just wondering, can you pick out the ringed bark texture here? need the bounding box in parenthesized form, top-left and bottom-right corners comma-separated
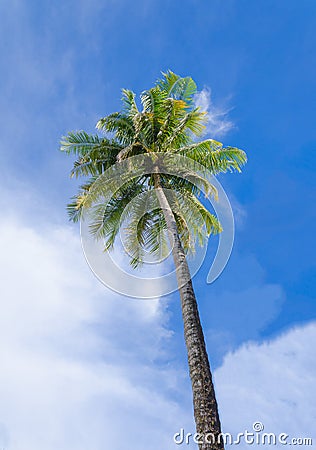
(154, 176, 224, 450)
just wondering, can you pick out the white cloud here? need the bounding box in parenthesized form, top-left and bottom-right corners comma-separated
(194, 87, 235, 138)
(0, 197, 192, 449)
(215, 322, 316, 447)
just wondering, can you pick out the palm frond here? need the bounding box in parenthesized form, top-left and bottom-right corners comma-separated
(163, 109, 206, 149)
(141, 86, 167, 115)
(160, 154, 219, 199)
(87, 181, 146, 248)
(60, 131, 102, 156)
(70, 139, 122, 178)
(164, 189, 221, 251)
(178, 140, 247, 174)
(67, 177, 98, 222)
(157, 98, 192, 147)
(157, 70, 197, 106)
(96, 112, 135, 146)
(121, 192, 168, 267)
(139, 87, 168, 146)
(121, 89, 139, 118)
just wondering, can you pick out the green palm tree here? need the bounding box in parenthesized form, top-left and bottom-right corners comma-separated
(61, 71, 247, 449)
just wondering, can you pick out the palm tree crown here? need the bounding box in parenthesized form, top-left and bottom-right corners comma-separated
(61, 71, 246, 268)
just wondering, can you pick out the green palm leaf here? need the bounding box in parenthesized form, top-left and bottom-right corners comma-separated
(157, 70, 197, 106)
(60, 131, 103, 155)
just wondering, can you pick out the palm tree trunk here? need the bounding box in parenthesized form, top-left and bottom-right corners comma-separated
(154, 177, 224, 450)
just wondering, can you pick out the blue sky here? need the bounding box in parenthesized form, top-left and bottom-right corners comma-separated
(0, 1, 315, 449)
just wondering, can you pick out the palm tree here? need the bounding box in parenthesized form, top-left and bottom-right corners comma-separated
(60, 71, 247, 449)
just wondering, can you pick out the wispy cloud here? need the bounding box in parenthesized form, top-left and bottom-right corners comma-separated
(194, 87, 235, 138)
(216, 322, 316, 446)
